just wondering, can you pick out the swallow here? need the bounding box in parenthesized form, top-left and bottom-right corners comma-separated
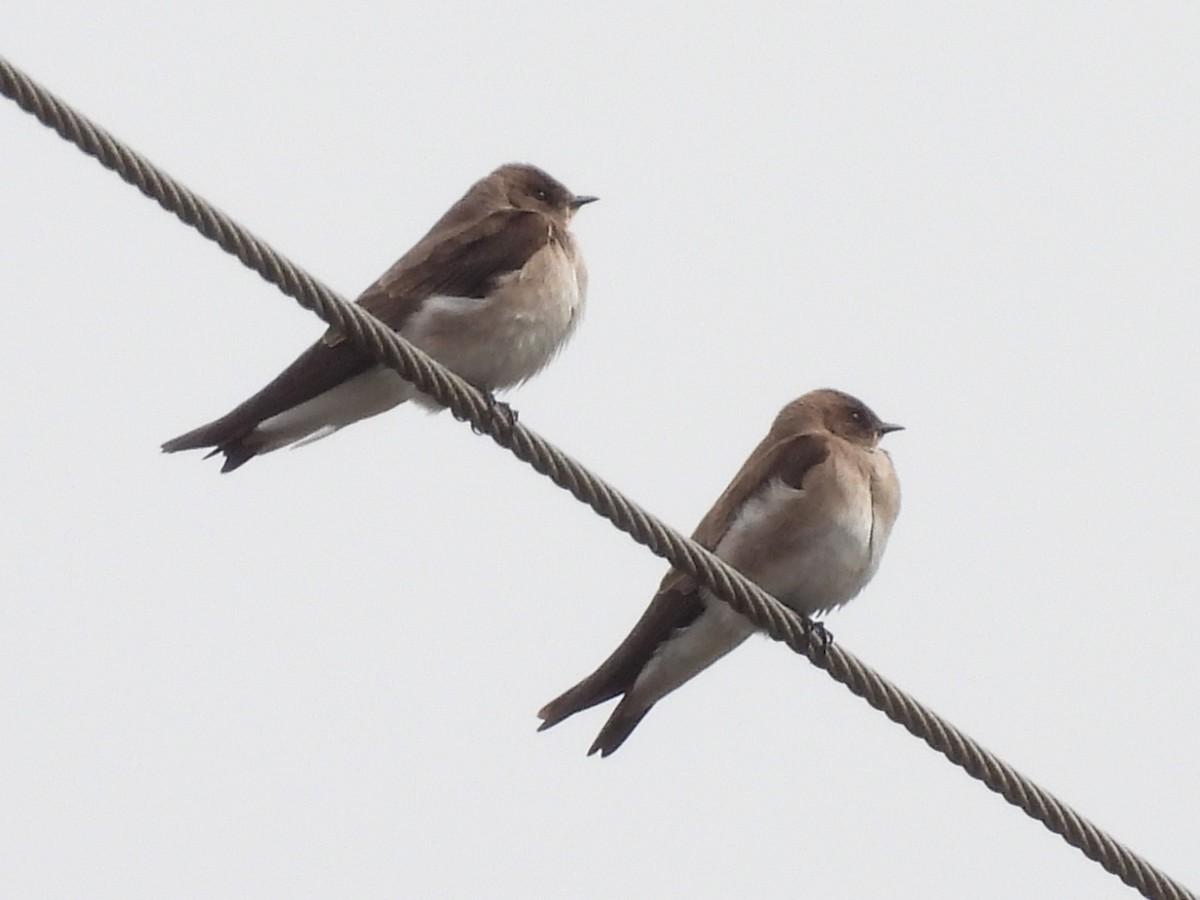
(538, 389, 902, 755)
(163, 163, 595, 471)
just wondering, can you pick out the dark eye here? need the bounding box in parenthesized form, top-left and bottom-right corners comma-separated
(535, 189, 550, 202)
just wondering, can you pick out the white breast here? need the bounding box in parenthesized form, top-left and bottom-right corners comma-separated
(401, 241, 586, 397)
(715, 462, 890, 618)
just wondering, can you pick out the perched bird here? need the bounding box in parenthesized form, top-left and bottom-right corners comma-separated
(162, 163, 596, 472)
(538, 389, 902, 756)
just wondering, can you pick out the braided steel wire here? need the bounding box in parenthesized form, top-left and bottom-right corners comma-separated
(2, 54, 1192, 900)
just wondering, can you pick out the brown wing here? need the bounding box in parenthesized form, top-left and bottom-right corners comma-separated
(537, 586, 704, 730)
(654, 430, 831, 596)
(537, 431, 830, 730)
(159, 338, 374, 456)
(335, 208, 556, 337)
(162, 209, 556, 455)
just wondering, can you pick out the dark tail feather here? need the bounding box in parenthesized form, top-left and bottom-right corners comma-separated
(215, 442, 259, 472)
(538, 589, 703, 754)
(162, 418, 259, 473)
(588, 699, 654, 757)
(161, 333, 377, 473)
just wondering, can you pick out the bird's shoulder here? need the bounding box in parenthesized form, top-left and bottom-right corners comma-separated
(345, 208, 561, 336)
(656, 429, 833, 597)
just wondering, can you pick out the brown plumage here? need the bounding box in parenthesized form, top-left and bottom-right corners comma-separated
(538, 389, 903, 756)
(162, 163, 595, 472)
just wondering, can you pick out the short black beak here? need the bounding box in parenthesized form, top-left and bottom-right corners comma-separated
(570, 195, 599, 209)
(879, 422, 905, 435)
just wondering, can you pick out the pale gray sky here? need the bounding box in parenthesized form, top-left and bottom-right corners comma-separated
(2, 4, 1198, 898)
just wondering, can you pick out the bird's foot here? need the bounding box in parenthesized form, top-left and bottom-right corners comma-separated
(481, 393, 519, 439)
(806, 619, 834, 653)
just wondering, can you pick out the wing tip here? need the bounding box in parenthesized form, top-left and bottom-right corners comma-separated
(536, 674, 625, 736)
(538, 689, 652, 758)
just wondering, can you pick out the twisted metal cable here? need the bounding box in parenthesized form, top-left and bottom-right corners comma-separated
(2, 54, 1192, 900)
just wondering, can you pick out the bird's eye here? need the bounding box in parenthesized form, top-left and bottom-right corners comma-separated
(535, 189, 550, 202)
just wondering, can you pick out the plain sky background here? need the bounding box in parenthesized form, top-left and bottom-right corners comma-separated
(2, 4, 1198, 898)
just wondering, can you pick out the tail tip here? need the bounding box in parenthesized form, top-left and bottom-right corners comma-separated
(160, 432, 257, 473)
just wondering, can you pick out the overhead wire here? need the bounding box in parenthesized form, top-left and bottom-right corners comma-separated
(1, 53, 1192, 900)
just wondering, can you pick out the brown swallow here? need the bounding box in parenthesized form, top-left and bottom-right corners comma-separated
(538, 389, 902, 756)
(162, 163, 596, 471)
